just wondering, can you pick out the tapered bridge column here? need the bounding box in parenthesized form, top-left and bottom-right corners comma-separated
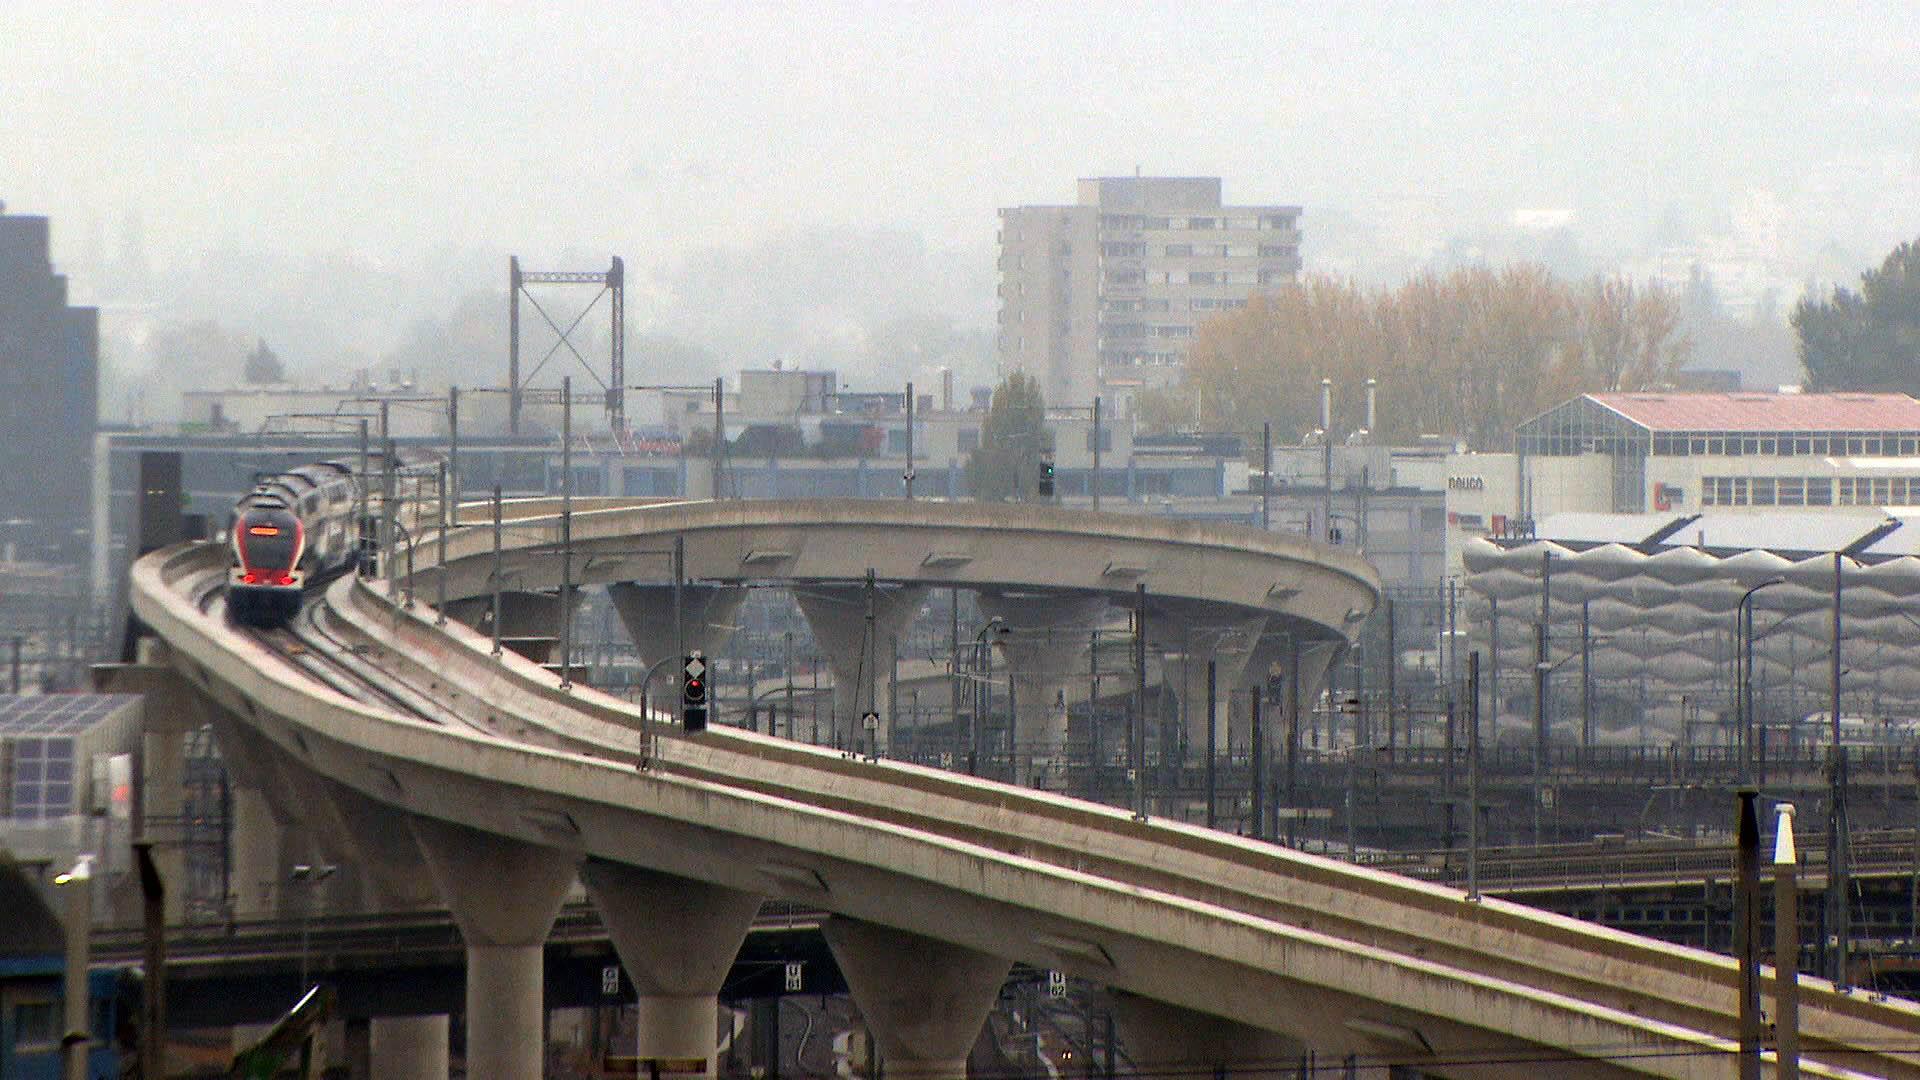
(408, 818, 576, 1080)
(823, 918, 1009, 1079)
(606, 582, 747, 672)
(974, 591, 1108, 785)
(794, 583, 927, 750)
(581, 860, 763, 1076)
(1113, 993, 1303, 1080)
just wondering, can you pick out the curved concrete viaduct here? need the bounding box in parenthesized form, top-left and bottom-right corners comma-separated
(129, 501, 1920, 1078)
(447, 497, 1377, 765)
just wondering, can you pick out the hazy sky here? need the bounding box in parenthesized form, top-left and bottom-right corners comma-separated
(6, 2, 1919, 280)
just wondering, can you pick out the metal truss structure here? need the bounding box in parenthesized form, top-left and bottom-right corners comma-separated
(508, 256, 625, 435)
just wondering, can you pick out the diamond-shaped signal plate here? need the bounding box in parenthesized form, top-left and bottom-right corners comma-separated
(684, 657, 707, 680)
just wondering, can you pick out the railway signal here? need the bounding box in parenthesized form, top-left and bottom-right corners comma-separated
(682, 653, 708, 733)
(1037, 458, 1056, 498)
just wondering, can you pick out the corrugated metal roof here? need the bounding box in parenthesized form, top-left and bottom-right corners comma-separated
(1588, 391, 1920, 433)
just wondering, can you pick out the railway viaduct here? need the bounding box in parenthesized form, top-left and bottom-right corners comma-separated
(128, 498, 1920, 1078)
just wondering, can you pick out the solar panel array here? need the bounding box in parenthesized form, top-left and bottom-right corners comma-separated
(0, 694, 141, 737)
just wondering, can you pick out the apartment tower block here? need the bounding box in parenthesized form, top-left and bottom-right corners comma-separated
(996, 177, 1301, 408)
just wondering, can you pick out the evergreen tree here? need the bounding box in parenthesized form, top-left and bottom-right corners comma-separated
(1794, 238, 1920, 392)
(966, 371, 1048, 501)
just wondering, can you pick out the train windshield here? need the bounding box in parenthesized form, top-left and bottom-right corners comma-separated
(237, 509, 301, 570)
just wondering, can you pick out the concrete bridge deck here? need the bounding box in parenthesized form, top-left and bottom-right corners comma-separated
(129, 500, 1920, 1078)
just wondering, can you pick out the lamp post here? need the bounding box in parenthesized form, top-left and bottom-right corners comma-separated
(288, 863, 337, 996)
(55, 855, 93, 1080)
(1735, 576, 1787, 785)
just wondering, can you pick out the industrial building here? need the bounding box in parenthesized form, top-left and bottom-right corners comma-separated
(1443, 390, 1920, 576)
(0, 204, 98, 563)
(996, 177, 1302, 408)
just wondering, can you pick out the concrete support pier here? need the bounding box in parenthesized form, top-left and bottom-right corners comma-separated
(581, 860, 762, 1074)
(369, 1015, 449, 1080)
(1148, 601, 1267, 751)
(822, 918, 1008, 1079)
(606, 582, 746, 671)
(974, 591, 1108, 785)
(314, 779, 440, 910)
(1113, 993, 1302, 1079)
(794, 583, 927, 749)
(408, 818, 577, 1080)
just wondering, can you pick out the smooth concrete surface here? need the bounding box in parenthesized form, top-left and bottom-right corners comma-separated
(606, 582, 746, 670)
(581, 860, 762, 1069)
(228, 786, 281, 917)
(974, 590, 1109, 783)
(1145, 599, 1268, 747)
(1113, 993, 1305, 1079)
(793, 583, 928, 749)
(126, 529, 1920, 1078)
(823, 918, 1009, 1079)
(467, 944, 545, 1080)
(370, 1015, 449, 1080)
(315, 780, 439, 910)
(408, 817, 577, 1080)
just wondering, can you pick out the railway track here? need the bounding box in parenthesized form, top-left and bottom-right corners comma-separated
(140, 538, 1920, 1077)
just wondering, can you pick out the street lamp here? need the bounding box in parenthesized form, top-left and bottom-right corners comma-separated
(1735, 576, 1788, 785)
(55, 854, 93, 1080)
(289, 863, 337, 995)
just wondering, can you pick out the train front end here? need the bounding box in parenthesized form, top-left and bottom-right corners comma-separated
(228, 504, 306, 627)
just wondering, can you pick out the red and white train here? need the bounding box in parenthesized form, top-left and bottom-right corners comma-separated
(226, 459, 364, 627)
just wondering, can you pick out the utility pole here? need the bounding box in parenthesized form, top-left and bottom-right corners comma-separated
(381, 402, 397, 593)
(1735, 789, 1763, 1080)
(1250, 689, 1264, 841)
(490, 486, 503, 658)
(1092, 395, 1103, 512)
(1260, 421, 1271, 531)
(1385, 596, 1397, 754)
(1286, 640, 1299, 844)
(864, 568, 878, 757)
(1580, 598, 1592, 749)
(436, 462, 448, 625)
(1828, 552, 1851, 987)
(1205, 661, 1217, 830)
(1133, 584, 1148, 821)
(447, 385, 460, 523)
(559, 377, 573, 691)
(1534, 550, 1550, 847)
(673, 535, 686, 732)
(1468, 652, 1482, 901)
(356, 419, 370, 575)
(949, 589, 961, 766)
(712, 377, 726, 499)
(903, 381, 915, 500)
(1320, 379, 1334, 544)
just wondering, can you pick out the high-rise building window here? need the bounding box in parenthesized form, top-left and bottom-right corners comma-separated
(1164, 243, 1192, 256)
(1188, 217, 1218, 229)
